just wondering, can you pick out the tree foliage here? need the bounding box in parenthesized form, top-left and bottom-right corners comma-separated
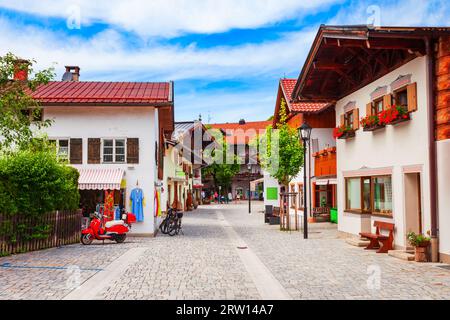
(0, 52, 55, 152)
(202, 130, 240, 193)
(257, 98, 303, 186)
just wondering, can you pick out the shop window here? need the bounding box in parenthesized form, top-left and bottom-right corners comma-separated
(373, 176, 393, 215)
(346, 178, 361, 210)
(103, 139, 126, 163)
(345, 175, 393, 216)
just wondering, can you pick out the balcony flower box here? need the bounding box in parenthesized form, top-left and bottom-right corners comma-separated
(379, 105, 410, 126)
(360, 114, 385, 132)
(326, 146, 336, 153)
(333, 125, 355, 140)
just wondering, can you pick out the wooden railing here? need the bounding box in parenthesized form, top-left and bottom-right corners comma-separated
(0, 210, 82, 256)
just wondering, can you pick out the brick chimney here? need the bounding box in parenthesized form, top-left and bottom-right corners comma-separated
(13, 59, 30, 81)
(63, 66, 80, 81)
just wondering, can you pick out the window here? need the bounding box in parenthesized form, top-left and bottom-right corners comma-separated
(373, 176, 393, 215)
(345, 175, 393, 216)
(102, 139, 126, 163)
(50, 139, 70, 161)
(346, 178, 361, 210)
(298, 184, 304, 209)
(372, 98, 384, 115)
(345, 110, 354, 128)
(394, 87, 408, 108)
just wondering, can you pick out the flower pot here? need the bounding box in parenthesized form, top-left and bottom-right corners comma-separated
(414, 245, 428, 262)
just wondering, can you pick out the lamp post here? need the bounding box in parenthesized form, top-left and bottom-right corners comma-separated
(248, 164, 252, 214)
(299, 122, 312, 239)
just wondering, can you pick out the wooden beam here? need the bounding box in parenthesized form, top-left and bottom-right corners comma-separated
(313, 61, 349, 70)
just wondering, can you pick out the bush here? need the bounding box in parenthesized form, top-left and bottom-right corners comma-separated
(0, 149, 80, 216)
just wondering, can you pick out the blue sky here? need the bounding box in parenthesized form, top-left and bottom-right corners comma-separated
(0, 0, 448, 123)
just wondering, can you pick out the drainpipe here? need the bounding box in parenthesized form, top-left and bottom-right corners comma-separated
(425, 36, 439, 262)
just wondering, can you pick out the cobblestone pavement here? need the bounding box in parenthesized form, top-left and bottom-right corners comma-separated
(1, 203, 450, 300)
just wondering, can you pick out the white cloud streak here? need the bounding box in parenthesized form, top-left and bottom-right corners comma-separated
(0, 0, 341, 37)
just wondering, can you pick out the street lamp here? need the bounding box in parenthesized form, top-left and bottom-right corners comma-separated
(299, 122, 312, 239)
(247, 163, 252, 214)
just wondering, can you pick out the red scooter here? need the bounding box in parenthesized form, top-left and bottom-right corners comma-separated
(81, 209, 136, 245)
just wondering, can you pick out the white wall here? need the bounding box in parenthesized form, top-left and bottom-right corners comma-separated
(437, 139, 450, 257)
(43, 106, 157, 235)
(335, 56, 431, 248)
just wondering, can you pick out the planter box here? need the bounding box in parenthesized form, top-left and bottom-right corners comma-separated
(337, 130, 356, 140)
(388, 113, 411, 126)
(363, 124, 385, 132)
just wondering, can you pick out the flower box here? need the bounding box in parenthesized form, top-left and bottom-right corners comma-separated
(337, 130, 355, 140)
(388, 112, 410, 125)
(363, 123, 386, 132)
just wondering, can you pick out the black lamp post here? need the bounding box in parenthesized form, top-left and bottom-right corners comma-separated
(299, 122, 312, 239)
(248, 164, 252, 214)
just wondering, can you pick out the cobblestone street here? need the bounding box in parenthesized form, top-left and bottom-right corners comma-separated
(1, 203, 450, 300)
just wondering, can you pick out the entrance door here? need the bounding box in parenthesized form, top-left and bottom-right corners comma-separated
(404, 173, 423, 238)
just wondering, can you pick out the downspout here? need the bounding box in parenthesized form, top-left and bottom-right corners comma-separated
(425, 36, 439, 262)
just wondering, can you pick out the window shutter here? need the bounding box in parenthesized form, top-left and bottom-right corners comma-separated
(407, 82, 417, 112)
(340, 114, 345, 126)
(366, 103, 372, 116)
(353, 108, 359, 130)
(127, 138, 139, 164)
(383, 94, 392, 109)
(88, 138, 101, 164)
(70, 138, 83, 164)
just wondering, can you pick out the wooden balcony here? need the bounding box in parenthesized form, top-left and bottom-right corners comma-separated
(313, 147, 337, 177)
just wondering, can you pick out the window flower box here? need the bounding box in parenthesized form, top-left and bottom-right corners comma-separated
(379, 105, 410, 126)
(333, 125, 355, 140)
(360, 114, 385, 132)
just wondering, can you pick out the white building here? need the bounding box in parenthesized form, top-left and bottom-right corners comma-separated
(31, 66, 174, 236)
(292, 26, 450, 262)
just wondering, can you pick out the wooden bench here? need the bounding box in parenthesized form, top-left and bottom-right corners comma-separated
(269, 206, 280, 225)
(359, 221, 394, 253)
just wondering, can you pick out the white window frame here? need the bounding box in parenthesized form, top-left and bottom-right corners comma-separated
(101, 138, 127, 164)
(50, 138, 70, 161)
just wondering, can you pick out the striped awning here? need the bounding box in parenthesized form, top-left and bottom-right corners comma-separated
(77, 168, 125, 190)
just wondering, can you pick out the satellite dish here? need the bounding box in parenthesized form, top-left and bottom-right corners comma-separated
(62, 71, 73, 81)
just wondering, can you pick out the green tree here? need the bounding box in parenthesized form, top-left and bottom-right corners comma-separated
(257, 98, 303, 186)
(0, 52, 55, 152)
(202, 130, 240, 194)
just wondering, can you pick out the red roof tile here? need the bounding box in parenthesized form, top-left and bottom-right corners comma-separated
(31, 81, 172, 105)
(209, 121, 271, 144)
(280, 79, 329, 113)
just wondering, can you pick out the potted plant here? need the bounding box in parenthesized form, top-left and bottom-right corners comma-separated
(379, 105, 410, 125)
(407, 231, 431, 262)
(360, 114, 384, 131)
(333, 125, 355, 139)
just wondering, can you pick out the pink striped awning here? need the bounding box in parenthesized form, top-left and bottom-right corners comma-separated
(77, 168, 125, 190)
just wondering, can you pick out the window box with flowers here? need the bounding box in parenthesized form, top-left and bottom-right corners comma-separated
(379, 105, 410, 126)
(333, 125, 355, 140)
(360, 114, 385, 132)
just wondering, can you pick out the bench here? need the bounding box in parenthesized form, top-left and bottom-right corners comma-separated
(360, 221, 395, 253)
(269, 206, 280, 225)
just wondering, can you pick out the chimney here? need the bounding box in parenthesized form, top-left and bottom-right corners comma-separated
(239, 119, 246, 125)
(13, 59, 30, 81)
(62, 66, 80, 81)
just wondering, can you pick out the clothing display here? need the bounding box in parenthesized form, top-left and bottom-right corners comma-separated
(130, 187, 144, 222)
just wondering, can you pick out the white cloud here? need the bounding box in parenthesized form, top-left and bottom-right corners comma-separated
(328, 0, 450, 26)
(0, 0, 341, 37)
(0, 16, 316, 82)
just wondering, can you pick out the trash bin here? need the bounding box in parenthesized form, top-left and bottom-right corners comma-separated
(330, 208, 338, 224)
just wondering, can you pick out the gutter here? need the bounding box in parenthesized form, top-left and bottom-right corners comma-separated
(425, 36, 439, 262)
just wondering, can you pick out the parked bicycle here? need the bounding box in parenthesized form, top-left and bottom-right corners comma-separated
(159, 208, 183, 236)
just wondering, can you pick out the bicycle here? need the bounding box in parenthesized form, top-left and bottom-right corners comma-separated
(167, 211, 183, 236)
(159, 208, 176, 234)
